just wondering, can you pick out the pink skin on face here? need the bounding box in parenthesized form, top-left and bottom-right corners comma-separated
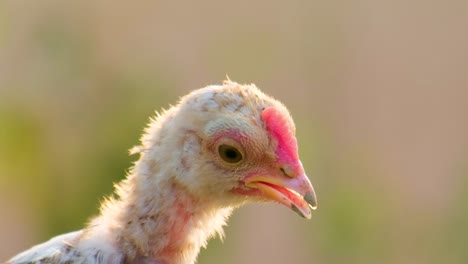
(230, 106, 302, 194)
(261, 106, 303, 175)
(232, 107, 316, 218)
(208, 129, 248, 149)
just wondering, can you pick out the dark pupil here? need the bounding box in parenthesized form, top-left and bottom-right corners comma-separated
(219, 145, 242, 163)
(225, 149, 238, 159)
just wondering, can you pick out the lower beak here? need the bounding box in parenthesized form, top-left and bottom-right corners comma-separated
(244, 170, 317, 219)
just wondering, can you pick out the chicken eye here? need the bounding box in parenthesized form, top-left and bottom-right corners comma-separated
(218, 144, 243, 163)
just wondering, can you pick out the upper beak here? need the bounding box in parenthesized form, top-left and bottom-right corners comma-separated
(244, 164, 317, 219)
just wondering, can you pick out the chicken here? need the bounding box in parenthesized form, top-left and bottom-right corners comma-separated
(6, 80, 317, 264)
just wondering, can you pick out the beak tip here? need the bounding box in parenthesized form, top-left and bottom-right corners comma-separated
(291, 203, 311, 219)
(304, 191, 318, 210)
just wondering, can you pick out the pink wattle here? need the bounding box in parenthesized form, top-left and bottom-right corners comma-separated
(261, 107, 300, 171)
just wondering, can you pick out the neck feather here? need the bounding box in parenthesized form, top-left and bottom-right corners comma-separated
(85, 108, 233, 264)
(88, 158, 232, 264)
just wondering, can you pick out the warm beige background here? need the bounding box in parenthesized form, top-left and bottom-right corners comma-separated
(1, 1, 467, 263)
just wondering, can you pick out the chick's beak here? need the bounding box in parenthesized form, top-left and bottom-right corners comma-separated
(244, 164, 317, 219)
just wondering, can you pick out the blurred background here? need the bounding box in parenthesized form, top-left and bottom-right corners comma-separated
(1, 1, 467, 263)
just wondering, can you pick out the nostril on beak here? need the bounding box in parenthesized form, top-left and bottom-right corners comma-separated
(280, 165, 295, 178)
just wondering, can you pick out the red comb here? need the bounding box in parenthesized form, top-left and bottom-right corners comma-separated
(261, 107, 299, 165)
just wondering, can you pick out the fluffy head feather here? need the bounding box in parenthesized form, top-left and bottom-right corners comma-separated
(131, 81, 296, 202)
